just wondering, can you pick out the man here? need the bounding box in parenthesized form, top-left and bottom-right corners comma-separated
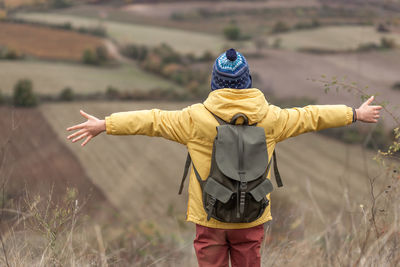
(67, 48, 382, 267)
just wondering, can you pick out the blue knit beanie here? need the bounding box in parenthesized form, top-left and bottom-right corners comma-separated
(211, 48, 252, 91)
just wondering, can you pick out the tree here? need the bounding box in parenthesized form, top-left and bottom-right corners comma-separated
(272, 21, 290, 33)
(82, 49, 98, 65)
(59, 87, 74, 101)
(223, 24, 241, 41)
(51, 0, 71, 9)
(13, 79, 38, 107)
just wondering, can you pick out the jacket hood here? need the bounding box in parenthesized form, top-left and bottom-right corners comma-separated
(203, 88, 269, 124)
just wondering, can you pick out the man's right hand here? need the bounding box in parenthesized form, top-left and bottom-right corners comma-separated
(66, 110, 106, 146)
(355, 96, 382, 123)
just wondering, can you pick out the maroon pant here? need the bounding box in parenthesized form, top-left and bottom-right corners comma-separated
(194, 224, 264, 267)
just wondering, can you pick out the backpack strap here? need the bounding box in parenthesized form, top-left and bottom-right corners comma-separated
(178, 152, 204, 194)
(273, 150, 283, 187)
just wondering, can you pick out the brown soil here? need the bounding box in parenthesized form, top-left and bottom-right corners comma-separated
(0, 22, 104, 61)
(0, 106, 117, 221)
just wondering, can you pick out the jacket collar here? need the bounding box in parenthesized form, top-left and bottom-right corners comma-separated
(203, 88, 269, 125)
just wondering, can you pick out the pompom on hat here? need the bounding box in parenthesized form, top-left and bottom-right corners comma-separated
(211, 48, 252, 91)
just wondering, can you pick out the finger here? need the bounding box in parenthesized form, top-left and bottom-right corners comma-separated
(373, 106, 383, 110)
(72, 132, 88, 143)
(67, 129, 85, 140)
(365, 96, 374, 105)
(80, 110, 92, 119)
(67, 122, 86, 131)
(81, 135, 93, 147)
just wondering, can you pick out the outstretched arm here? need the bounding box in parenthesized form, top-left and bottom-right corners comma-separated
(66, 106, 194, 146)
(273, 96, 382, 143)
(66, 110, 106, 146)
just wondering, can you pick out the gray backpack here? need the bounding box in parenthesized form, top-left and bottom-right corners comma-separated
(178, 112, 282, 223)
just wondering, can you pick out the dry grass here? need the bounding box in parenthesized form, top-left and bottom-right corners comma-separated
(0, 99, 398, 265)
(0, 22, 104, 61)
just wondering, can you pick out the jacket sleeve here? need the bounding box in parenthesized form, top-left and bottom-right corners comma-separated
(104, 106, 193, 145)
(271, 104, 354, 143)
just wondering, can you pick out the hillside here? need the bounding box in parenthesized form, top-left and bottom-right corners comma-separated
(249, 49, 400, 128)
(40, 101, 388, 235)
(0, 106, 117, 222)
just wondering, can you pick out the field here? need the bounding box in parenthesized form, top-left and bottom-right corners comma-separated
(3, 0, 47, 9)
(273, 25, 400, 51)
(40, 101, 192, 234)
(40, 101, 387, 235)
(0, 22, 104, 61)
(0, 106, 116, 221)
(13, 12, 234, 55)
(121, 0, 321, 19)
(248, 49, 400, 128)
(0, 60, 183, 95)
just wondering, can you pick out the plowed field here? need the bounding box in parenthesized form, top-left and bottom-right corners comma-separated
(0, 22, 104, 61)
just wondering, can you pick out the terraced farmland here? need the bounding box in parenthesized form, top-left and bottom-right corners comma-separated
(273, 26, 400, 51)
(0, 22, 104, 61)
(40, 101, 387, 234)
(14, 12, 231, 55)
(0, 60, 183, 95)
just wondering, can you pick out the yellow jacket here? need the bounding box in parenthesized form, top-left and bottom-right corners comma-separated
(105, 88, 353, 229)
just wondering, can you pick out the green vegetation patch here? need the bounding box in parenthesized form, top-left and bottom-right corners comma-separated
(0, 60, 183, 95)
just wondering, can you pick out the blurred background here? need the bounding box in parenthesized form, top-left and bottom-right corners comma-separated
(0, 0, 400, 266)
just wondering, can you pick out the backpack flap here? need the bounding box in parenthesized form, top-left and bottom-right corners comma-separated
(203, 178, 234, 204)
(215, 125, 268, 182)
(249, 179, 274, 202)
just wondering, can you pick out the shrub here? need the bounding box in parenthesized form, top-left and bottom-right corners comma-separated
(294, 19, 321, 30)
(82, 49, 98, 65)
(122, 44, 148, 61)
(77, 26, 107, 37)
(223, 24, 241, 41)
(82, 47, 108, 66)
(0, 47, 23, 60)
(140, 53, 163, 73)
(197, 51, 213, 62)
(59, 87, 74, 101)
(380, 37, 396, 49)
(357, 42, 380, 52)
(272, 21, 290, 33)
(96, 46, 108, 63)
(51, 0, 71, 8)
(13, 79, 38, 107)
(0, 90, 4, 105)
(105, 86, 120, 100)
(392, 82, 400, 90)
(153, 43, 181, 65)
(170, 12, 185, 21)
(376, 23, 390, 33)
